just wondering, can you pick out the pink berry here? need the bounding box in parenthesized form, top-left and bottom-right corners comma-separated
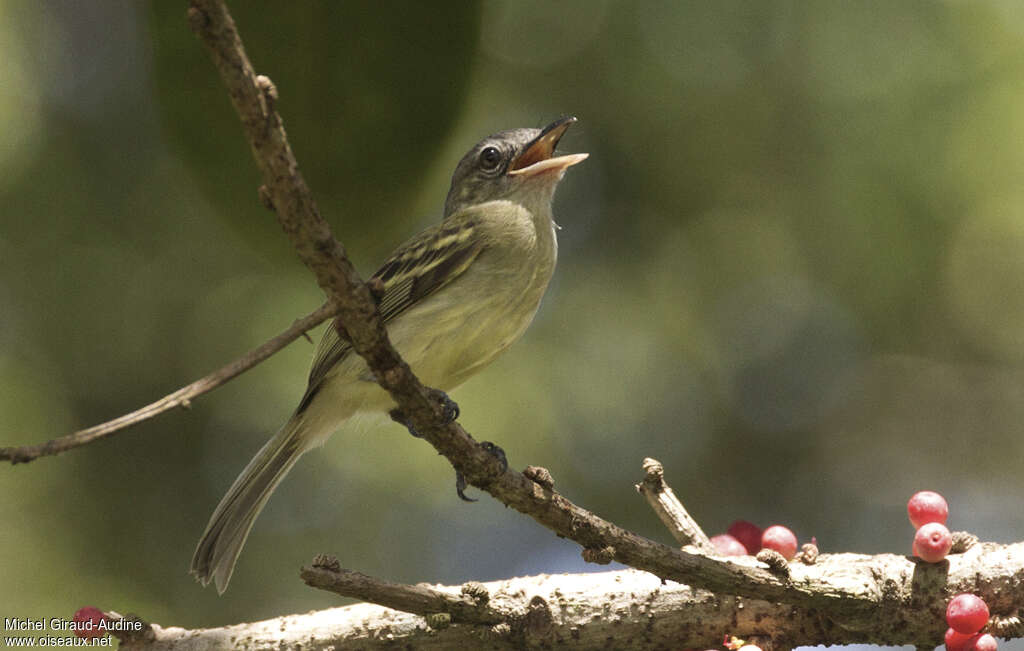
(913, 522, 952, 562)
(72, 606, 107, 639)
(761, 525, 798, 560)
(971, 633, 998, 651)
(946, 628, 975, 651)
(727, 520, 763, 555)
(908, 490, 949, 528)
(711, 534, 747, 556)
(946, 593, 990, 634)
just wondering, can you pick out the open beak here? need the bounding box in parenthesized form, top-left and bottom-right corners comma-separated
(509, 116, 589, 177)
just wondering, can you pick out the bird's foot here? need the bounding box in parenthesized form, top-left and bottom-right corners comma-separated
(432, 389, 460, 424)
(480, 441, 508, 471)
(455, 441, 508, 502)
(389, 389, 460, 438)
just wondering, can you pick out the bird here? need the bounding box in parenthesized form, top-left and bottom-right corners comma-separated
(191, 116, 587, 593)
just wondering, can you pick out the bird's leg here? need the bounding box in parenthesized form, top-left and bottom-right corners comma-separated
(387, 390, 505, 502)
(388, 389, 460, 439)
(455, 441, 508, 502)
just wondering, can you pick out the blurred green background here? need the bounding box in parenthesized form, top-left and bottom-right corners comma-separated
(2, 1, 1023, 648)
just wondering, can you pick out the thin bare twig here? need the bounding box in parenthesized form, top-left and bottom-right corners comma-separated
(0, 302, 337, 464)
(301, 558, 504, 625)
(636, 457, 715, 553)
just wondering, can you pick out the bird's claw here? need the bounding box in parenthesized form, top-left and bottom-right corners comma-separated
(456, 472, 476, 502)
(389, 390, 461, 439)
(480, 441, 508, 472)
(428, 388, 460, 424)
(454, 441, 508, 502)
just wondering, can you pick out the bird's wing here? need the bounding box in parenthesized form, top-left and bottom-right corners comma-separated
(298, 214, 484, 412)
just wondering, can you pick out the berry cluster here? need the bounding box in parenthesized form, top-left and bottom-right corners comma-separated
(908, 490, 952, 562)
(710, 520, 801, 560)
(944, 594, 995, 651)
(906, 492, 996, 650)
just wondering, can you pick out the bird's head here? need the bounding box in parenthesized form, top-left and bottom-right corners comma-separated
(444, 116, 588, 217)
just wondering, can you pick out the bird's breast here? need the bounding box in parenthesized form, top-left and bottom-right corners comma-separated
(387, 214, 557, 391)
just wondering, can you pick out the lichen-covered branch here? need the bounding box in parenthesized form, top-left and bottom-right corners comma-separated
(118, 545, 1024, 651)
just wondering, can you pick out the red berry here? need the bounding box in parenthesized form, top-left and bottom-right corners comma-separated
(971, 633, 998, 651)
(913, 522, 952, 562)
(946, 593, 990, 634)
(727, 520, 763, 555)
(761, 525, 798, 560)
(946, 628, 975, 651)
(711, 534, 747, 556)
(908, 490, 949, 528)
(72, 606, 108, 639)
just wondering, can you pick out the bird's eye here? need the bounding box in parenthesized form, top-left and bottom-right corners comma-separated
(478, 146, 502, 172)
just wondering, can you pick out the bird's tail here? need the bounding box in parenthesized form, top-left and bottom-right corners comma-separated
(190, 414, 314, 593)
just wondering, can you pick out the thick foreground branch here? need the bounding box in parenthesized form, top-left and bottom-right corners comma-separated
(0, 302, 337, 464)
(301, 540, 1024, 646)
(118, 544, 1024, 651)
(121, 570, 777, 650)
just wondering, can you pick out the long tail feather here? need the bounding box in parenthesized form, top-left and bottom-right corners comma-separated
(190, 415, 310, 593)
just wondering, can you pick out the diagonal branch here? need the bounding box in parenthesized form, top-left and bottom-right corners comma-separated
(0, 301, 338, 464)
(186, 0, 459, 463)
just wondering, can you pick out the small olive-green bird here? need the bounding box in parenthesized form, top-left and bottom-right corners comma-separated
(191, 117, 587, 593)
